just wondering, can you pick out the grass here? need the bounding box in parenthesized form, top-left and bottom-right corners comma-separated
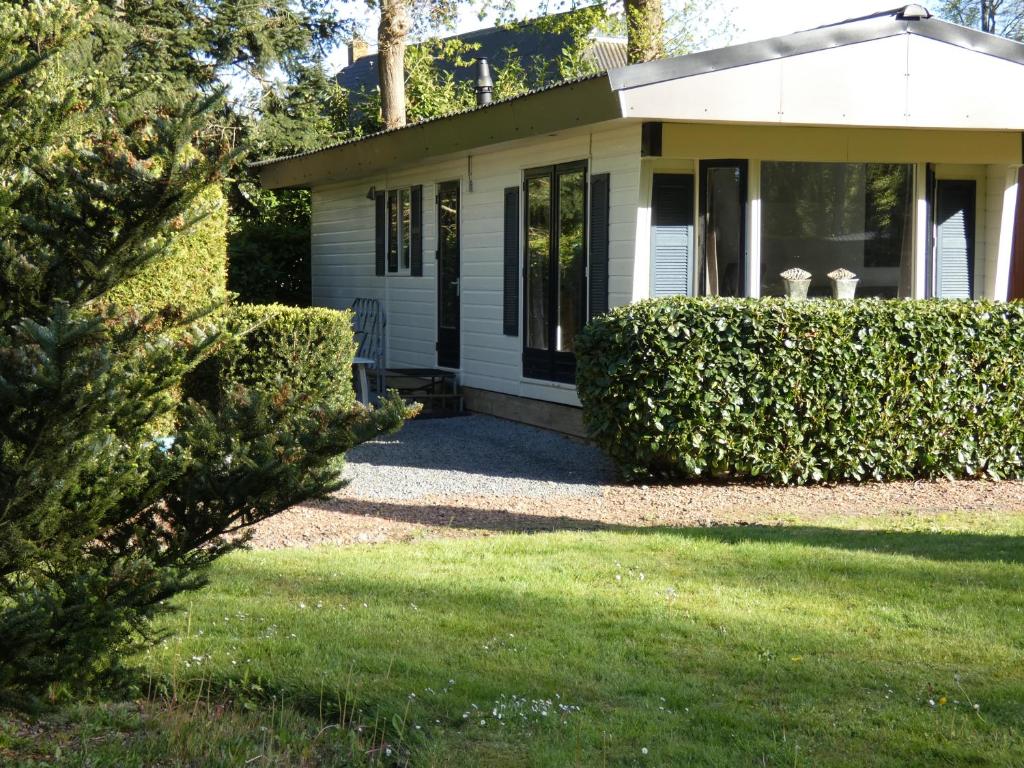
(0, 699, 353, 767)
(6, 510, 1024, 766)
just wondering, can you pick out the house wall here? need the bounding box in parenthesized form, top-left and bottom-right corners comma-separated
(311, 118, 1020, 414)
(988, 165, 1019, 299)
(310, 122, 641, 407)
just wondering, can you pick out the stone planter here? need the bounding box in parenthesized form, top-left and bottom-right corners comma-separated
(827, 268, 859, 300)
(780, 268, 812, 300)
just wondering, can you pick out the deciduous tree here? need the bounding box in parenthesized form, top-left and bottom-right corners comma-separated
(937, 0, 1024, 38)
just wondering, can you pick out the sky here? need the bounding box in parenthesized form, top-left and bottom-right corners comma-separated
(326, 0, 904, 71)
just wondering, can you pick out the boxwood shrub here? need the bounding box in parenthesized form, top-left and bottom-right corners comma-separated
(575, 297, 1024, 484)
(189, 303, 356, 415)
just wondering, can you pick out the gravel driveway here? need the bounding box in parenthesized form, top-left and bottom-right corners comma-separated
(249, 415, 1024, 549)
(340, 415, 617, 500)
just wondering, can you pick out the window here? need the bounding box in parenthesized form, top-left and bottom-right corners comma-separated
(760, 162, 914, 298)
(523, 161, 587, 383)
(382, 187, 416, 274)
(700, 160, 747, 296)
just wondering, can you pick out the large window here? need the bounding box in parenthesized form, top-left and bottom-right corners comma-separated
(524, 161, 587, 383)
(760, 162, 914, 298)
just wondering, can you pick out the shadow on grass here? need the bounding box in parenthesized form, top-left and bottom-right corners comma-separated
(157, 536, 1024, 768)
(660, 524, 1024, 565)
(307, 498, 1024, 565)
(302, 497, 614, 533)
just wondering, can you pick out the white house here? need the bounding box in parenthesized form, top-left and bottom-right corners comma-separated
(254, 6, 1024, 432)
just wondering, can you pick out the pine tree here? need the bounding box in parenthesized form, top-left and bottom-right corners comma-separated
(0, 1, 406, 706)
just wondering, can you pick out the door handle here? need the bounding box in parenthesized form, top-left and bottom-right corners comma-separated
(452, 278, 460, 297)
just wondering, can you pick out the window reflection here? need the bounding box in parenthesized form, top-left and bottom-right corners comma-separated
(526, 174, 551, 351)
(387, 190, 399, 273)
(399, 189, 411, 270)
(557, 169, 585, 352)
(439, 185, 459, 329)
(702, 164, 745, 297)
(761, 162, 914, 298)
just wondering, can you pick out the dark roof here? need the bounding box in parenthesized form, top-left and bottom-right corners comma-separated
(250, 72, 607, 169)
(608, 4, 1024, 90)
(337, 11, 625, 94)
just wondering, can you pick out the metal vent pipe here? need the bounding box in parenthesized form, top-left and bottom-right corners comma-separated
(475, 58, 494, 106)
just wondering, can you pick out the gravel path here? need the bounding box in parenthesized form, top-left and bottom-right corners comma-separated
(248, 415, 1024, 549)
(340, 415, 616, 499)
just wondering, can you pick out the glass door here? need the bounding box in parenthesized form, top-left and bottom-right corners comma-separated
(523, 162, 587, 383)
(436, 180, 460, 368)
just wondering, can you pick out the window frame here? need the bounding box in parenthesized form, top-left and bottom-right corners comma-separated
(521, 160, 589, 384)
(382, 186, 415, 276)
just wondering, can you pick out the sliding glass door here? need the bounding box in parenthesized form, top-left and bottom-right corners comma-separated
(524, 161, 587, 383)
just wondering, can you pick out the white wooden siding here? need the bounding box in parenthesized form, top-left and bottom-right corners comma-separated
(310, 123, 641, 406)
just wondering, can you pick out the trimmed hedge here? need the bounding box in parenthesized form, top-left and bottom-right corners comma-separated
(576, 298, 1024, 484)
(106, 182, 229, 317)
(189, 303, 356, 415)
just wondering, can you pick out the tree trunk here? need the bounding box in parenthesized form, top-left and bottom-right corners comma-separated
(378, 0, 411, 129)
(624, 0, 664, 63)
(982, 0, 998, 33)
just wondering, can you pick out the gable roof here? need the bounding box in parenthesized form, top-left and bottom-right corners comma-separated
(255, 6, 1024, 188)
(611, 5, 1024, 130)
(337, 11, 626, 95)
(609, 4, 1024, 91)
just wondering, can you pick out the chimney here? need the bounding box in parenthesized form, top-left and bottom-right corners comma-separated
(348, 37, 370, 65)
(474, 58, 494, 106)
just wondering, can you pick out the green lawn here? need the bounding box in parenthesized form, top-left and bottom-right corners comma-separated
(8, 512, 1024, 766)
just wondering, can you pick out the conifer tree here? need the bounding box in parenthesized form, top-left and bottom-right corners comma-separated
(0, 1, 406, 706)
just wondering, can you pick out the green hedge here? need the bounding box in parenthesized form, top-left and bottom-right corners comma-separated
(106, 183, 228, 317)
(189, 304, 355, 415)
(576, 298, 1024, 484)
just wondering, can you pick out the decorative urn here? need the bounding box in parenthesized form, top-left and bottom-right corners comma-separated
(827, 268, 859, 299)
(780, 268, 812, 300)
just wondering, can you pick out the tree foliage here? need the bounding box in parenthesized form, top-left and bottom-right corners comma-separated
(937, 0, 1024, 38)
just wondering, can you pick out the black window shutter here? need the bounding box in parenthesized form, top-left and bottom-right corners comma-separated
(374, 191, 386, 276)
(503, 186, 520, 336)
(589, 173, 610, 318)
(410, 185, 423, 276)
